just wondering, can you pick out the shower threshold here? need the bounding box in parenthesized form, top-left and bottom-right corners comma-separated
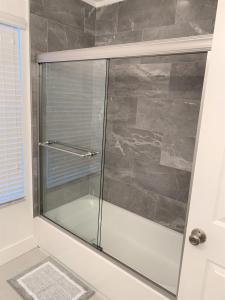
(44, 195, 183, 295)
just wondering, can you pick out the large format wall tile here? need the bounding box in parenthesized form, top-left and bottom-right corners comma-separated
(106, 125, 162, 163)
(175, 0, 218, 25)
(143, 20, 215, 41)
(136, 98, 170, 133)
(43, 0, 85, 30)
(154, 193, 186, 232)
(95, 0, 218, 46)
(160, 135, 195, 172)
(107, 95, 137, 125)
(47, 20, 94, 51)
(137, 96, 202, 140)
(108, 62, 171, 97)
(117, 0, 177, 32)
(132, 159, 191, 203)
(103, 53, 207, 232)
(30, 0, 45, 16)
(143, 0, 217, 42)
(30, 14, 48, 55)
(95, 30, 142, 47)
(47, 20, 68, 51)
(84, 5, 96, 35)
(95, 3, 119, 36)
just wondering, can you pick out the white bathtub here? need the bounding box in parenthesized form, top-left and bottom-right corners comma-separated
(45, 195, 183, 294)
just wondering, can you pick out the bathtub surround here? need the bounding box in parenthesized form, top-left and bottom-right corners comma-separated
(30, 0, 95, 52)
(93, 0, 217, 233)
(103, 53, 207, 233)
(30, 0, 217, 222)
(95, 0, 218, 46)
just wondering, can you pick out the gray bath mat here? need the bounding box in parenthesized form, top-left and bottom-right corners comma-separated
(8, 258, 94, 300)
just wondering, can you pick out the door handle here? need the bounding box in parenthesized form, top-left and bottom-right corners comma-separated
(189, 229, 207, 246)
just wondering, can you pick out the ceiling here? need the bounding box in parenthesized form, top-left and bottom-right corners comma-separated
(82, 0, 124, 8)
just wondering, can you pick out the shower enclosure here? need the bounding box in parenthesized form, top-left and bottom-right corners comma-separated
(37, 36, 211, 295)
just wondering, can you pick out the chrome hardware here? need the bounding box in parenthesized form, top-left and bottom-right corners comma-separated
(39, 140, 99, 159)
(189, 228, 207, 246)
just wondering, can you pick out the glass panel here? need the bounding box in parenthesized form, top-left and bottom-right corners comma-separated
(100, 52, 207, 294)
(39, 60, 107, 245)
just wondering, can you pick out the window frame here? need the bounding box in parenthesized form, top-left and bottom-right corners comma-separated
(0, 13, 32, 207)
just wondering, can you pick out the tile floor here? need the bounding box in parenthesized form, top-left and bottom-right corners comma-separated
(0, 247, 108, 300)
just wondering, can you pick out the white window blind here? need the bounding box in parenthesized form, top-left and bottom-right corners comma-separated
(0, 24, 24, 204)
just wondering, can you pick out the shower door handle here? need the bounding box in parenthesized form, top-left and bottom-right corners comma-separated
(39, 141, 99, 159)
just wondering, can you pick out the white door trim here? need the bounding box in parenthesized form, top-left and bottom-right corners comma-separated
(178, 0, 225, 298)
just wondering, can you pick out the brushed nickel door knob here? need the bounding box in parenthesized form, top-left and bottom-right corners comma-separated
(189, 229, 207, 246)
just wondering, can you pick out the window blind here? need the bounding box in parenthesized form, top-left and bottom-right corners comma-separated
(0, 24, 24, 204)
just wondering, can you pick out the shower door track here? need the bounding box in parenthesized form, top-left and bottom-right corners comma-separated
(37, 34, 212, 63)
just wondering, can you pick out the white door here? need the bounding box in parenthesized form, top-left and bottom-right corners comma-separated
(178, 0, 225, 299)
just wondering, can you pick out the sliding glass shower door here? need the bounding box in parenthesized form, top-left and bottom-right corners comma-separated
(38, 52, 207, 295)
(100, 52, 207, 294)
(39, 60, 108, 245)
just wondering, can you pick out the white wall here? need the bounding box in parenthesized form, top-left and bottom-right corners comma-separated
(0, 0, 35, 265)
(0, 0, 27, 18)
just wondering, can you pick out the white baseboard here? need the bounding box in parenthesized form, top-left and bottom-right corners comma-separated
(0, 235, 36, 266)
(34, 217, 169, 300)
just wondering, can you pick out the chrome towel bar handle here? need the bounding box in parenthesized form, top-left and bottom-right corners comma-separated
(39, 140, 99, 159)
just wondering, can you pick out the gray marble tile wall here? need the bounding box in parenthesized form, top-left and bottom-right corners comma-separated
(30, 0, 217, 221)
(103, 53, 207, 232)
(95, 0, 218, 46)
(30, 0, 95, 52)
(30, 0, 96, 215)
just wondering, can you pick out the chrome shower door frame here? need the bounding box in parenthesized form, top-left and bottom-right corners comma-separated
(37, 59, 109, 248)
